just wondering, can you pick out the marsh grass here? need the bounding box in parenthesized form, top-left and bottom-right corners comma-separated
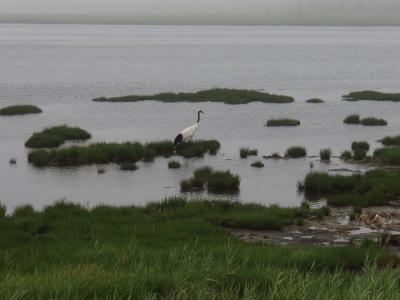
(306, 98, 324, 103)
(353, 149, 367, 161)
(380, 135, 400, 146)
(0, 198, 398, 298)
(93, 88, 295, 104)
(343, 114, 360, 124)
(266, 118, 300, 127)
(28, 140, 219, 167)
(0, 104, 42, 115)
(168, 160, 181, 169)
(303, 169, 400, 206)
(240, 147, 258, 158)
(25, 125, 91, 148)
(181, 166, 240, 193)
(351, 141, 370, 151)
(374, 147, 400, 165)
(319, 148, 331, 162)
(285, 146, 307, 158)
(251, 161, 264, 168)
(343, 90, 400, 102)
(360, 117, 387, 126)
(340, 151, 352, 160)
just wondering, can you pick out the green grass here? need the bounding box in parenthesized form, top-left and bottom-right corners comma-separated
(168, 160, 181, 169)
(374, 147, 400, 165)
(360, 117, 387, 126)
(353, 149, 367, 161)
(0, 104, 42, 115)
(306, 98, 324, 103)
(93, 88, 294, 104)
(340, 150, 352, 160)
(302, 169, 400, 206)
(239, 147, 258, 159)
(0, 198, 398, 298)
(351, 141, 370, 151)
(120, 162, 138, 171)
(25, 125, 91, 148)
(28, 140, 219, 167)
(285, 146, 307, 158)
(251, 160, 264, 168)
(181, 166, 240, 193)
(343, 90, 400, 102)
(266, 118, 300, 127)
(343, 114, 360, 124)
(319, 148, 331, 161)
(380, 135, 400, 146)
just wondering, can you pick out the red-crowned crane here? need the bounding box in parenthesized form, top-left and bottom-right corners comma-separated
(174, 110, 204, 147)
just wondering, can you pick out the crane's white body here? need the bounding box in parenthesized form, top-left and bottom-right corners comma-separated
(179, 122, 199, 141)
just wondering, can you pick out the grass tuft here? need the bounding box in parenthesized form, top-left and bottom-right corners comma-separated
(343, 90, 400, 102)
(380, 135, 400, 146)
(319, 148, 331, 162)
(351, 141, 370, 151)
(0, 104, 42, 115)
(285, 146, 307, 158)
(120, 162, 138, 171)
(340, 150, 352, 160)
(360, 117, 387, 126)
(306, 98, 324, 103)
(266, 118, 300, 127)
(343, 114, 360, 124)
(240, 147, 258, 159)
(251, 161, 264, 168)
(168, 160, 181, 169)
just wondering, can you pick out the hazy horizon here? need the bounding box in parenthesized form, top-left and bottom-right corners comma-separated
(1, 0, 400, 26)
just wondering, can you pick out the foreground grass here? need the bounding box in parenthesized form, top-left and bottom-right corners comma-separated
(0, 104, 42, 116)
(93, 88, 294, 104)
(25, 125, 92, 148)
(28, 140, 220, 167)
(302, 169, 400, 206)
(265, 118, 300, 127)
(0, 198, 397, 299)
(343, 90, 400, 102)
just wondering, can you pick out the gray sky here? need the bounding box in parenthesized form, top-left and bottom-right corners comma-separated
(1, 0, 400, 25)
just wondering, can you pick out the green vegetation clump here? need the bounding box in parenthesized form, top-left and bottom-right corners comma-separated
(240, 147, 258, 159)
(0, 104, 42, 116)
(120, 162, 138, 171)
(25, 125, 91, 148)
(0, 197, 397, 298)
(353, 149, 367, 161)
(266, 118, 300, 127)
(28, 139, 219, 167)
(374, 147, 400, 165)
(306, 98, 324, 103)
(302, 169, 400, 207)
(285, 146, 307, 158)
(0, 203, 5, 217)
(180, 166, 240, 193)
(343, 114, 360, 124)
(93, 88, 295, 104)
(360, 117, 387, 126)
(340, 150, 352, 160)
(343, 90, 400, 102)
(351, 141, 370, 151)
(168, 160, 181, 169)
(251, 160, 264, 168)
(380, 135, 400, 146)
(319, 148, 331, 162)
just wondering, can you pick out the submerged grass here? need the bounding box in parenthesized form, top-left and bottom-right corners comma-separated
(25, 125, 91, 148)
(93, 88, 295, 104)
(285, 146, 307, 158)
(343, 90, 400, 102)
(239, 147, 258, 158)
(266, 118, 300, 127)
(302, 169, 400, 206)
(28, 139, 219, 167)
(0, 104, 42, 115)
(0, 197, 398, 298)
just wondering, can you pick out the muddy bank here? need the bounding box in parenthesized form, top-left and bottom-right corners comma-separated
(228, 204, 400, 255)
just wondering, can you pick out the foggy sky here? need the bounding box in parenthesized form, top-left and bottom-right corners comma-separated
(1, 0, 400, 26)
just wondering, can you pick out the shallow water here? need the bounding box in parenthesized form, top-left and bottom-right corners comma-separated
(0, 24, 400, 211)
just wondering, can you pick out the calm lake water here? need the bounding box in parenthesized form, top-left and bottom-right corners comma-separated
(0, 24, 399, 211)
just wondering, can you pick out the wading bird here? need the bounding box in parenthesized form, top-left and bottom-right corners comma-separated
(174, 110, 204, 147)
(356, 211, 394, 246)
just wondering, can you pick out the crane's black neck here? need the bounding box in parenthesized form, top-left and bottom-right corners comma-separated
(197, 111, 201, 123)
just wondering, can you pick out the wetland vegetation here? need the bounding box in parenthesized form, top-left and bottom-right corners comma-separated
(265, 118, 300, 127)
(380, 135, 400, 146)
(343, 114, 360, 124)
(250, 160, 264, 168)
(93, 88, 294, 104)
(0, 104, 42, 115)
(239, 147, 258, 159)
(25, 125, 92, 148)
(0, 198, 398, 298)
(343, 90, 400, 102)
(285, 146, 307, 158)
(319, 148, 331, 162)
(373, 147, 400, 165)
(360, 117, 388, 126)
(305, 98, 324, 103)
(168, 160, 181, 169)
